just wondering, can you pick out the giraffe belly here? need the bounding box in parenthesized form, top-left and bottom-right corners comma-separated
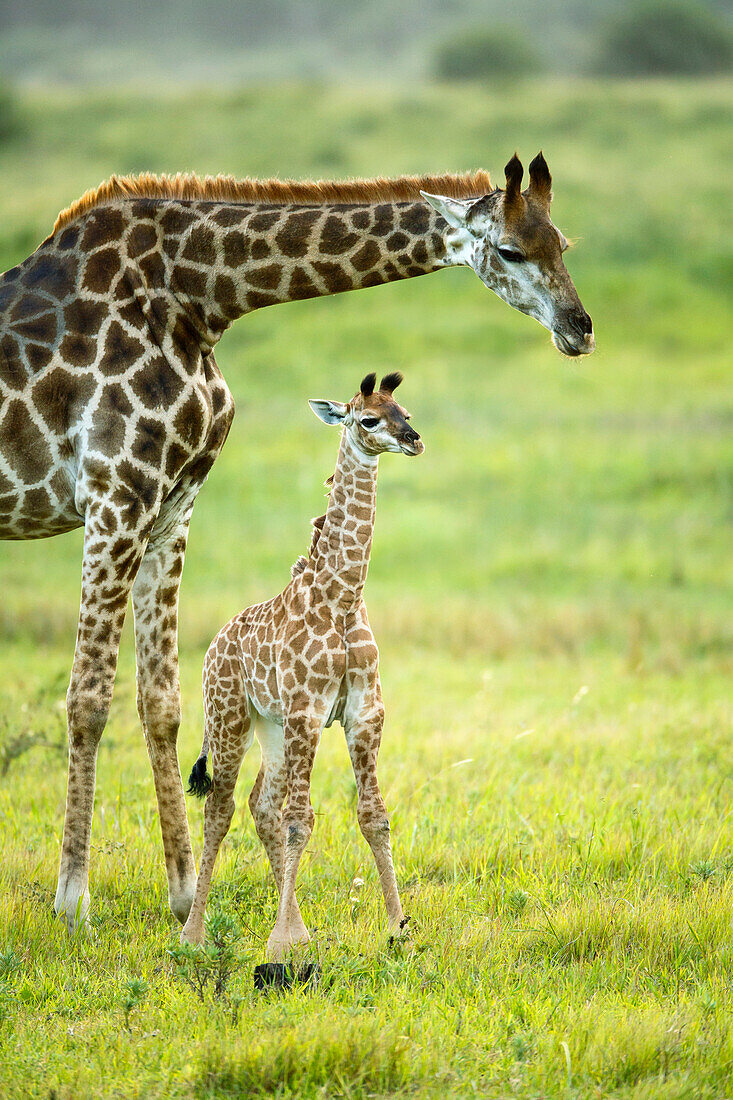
(244, 668, 284, 725)
(0, 490, 82, 540)
(325, 679, 347, 728)
(244, 668, 347, 729)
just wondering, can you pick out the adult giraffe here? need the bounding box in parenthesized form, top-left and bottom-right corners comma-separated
(0, 152, 594, 933)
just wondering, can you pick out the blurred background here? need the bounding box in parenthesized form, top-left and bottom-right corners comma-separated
(0, 0, 731, 84)
(0, 0, 730, 750)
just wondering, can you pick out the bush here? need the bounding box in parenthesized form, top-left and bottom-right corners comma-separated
(597, 1, 733, 75)
(433, 25, 543, 81)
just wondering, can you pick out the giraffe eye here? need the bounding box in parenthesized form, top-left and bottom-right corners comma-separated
(498, 247, 524, 263)
(361, 417, 380, 430)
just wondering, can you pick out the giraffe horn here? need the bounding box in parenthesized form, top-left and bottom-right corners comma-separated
(528, 151, 552, 206)
(360, 373, 376, 397)
(504, 154, 524, 208)
(379, 371, 403, 394)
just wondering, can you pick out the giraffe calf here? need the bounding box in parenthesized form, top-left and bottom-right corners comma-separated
(182, 371, 423, 959)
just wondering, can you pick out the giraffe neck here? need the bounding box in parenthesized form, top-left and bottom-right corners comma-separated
(311, 430, 379, 611)
(126, 197, 456, 347)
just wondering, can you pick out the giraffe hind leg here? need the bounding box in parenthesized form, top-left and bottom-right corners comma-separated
(181, 691, 254, 945)
(249, 716, 309, 947)
(133, 525, 197, 926)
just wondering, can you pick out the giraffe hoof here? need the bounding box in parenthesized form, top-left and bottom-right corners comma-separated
(54, 886, 92, 936)
(179, 922, 205, 946)
(266, 928, 310, 961)
(169, 881, 196, 925)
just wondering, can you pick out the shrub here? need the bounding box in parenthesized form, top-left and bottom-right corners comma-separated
(597, 1, 733, 76)
(433, 26, 543, 81)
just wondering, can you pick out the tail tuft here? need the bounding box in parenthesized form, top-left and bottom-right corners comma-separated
(187, 755, 212, 799)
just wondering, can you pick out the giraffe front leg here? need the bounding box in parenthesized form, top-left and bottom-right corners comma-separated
(345, 697, 405, 935)
(55, 514, 147, 933)
(266, 713, 321, 961)
(132, 523, 197, 925)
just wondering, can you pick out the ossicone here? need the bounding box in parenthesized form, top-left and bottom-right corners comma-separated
(360, 373, 377, 397)
(504, 153, 524, 206)
(379, 371, 403, 394)
(528, 151, 552, 205)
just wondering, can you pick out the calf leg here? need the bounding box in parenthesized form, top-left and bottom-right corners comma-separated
(345, 701, 404, 932)
(266, 713, 321, 961)
(181, 706, 253, 944)
(249, 718, 308, 944)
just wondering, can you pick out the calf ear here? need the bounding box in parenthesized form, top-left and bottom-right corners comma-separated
(309, 399, 348, 425)
(420, 191, 482, 231)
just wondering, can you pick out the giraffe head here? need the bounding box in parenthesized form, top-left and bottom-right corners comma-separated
(421, 153, 594, 357)
(309, 372, 424, 457)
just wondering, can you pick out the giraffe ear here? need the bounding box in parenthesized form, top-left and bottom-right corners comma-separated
(420, 191, 482, 231)
(309, 399, 348, 425)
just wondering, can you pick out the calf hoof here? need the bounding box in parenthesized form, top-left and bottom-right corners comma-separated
(179, 921, 205, 946)
(266, 927, 310, 962)
(254, 962, 319, 992)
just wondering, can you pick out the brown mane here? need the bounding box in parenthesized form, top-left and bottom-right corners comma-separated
(290, 513, 327, 579)
(52, 169, 493, 235)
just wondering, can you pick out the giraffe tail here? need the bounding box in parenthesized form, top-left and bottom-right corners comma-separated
(187, 736, 212, 799)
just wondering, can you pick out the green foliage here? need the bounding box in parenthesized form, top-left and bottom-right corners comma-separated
(433, 25, 542, 80)
(169, 909, 242, 1006)
(597, 1, 733, 75)
(120, 977, 148, 1032)
(0, 79, 731, 1097)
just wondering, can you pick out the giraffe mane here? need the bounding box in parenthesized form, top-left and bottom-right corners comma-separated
(52, 169, 494, 235)
(290, 513, 327, 579)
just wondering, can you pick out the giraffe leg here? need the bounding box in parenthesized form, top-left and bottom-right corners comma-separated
(132, 524, 197, 924)
(248, 718, 308, 944)
(55, 515, 147, 933)
(345, 700, 405, 933)
(266, 713, 321, 961)
(181, 707, 253, 944)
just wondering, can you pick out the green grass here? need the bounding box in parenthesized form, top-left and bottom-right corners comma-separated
(0, 78, 732, 1097)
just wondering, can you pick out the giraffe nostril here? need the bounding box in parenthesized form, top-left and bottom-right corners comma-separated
(567, 311, 593, 338)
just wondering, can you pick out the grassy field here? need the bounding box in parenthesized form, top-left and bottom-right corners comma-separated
(0, 79, 732, 1098)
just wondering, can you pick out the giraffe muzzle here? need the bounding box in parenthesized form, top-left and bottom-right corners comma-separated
(552, 311, 595, 357)
(400, 432, 424, 456)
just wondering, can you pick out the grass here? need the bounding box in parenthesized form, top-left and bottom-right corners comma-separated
(0, 78, 731, 1097)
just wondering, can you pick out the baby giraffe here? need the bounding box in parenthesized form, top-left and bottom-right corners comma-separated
(182, 371, 423, 958)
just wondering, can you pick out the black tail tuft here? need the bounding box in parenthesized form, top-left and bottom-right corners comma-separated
(187, 755, 212, 799)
